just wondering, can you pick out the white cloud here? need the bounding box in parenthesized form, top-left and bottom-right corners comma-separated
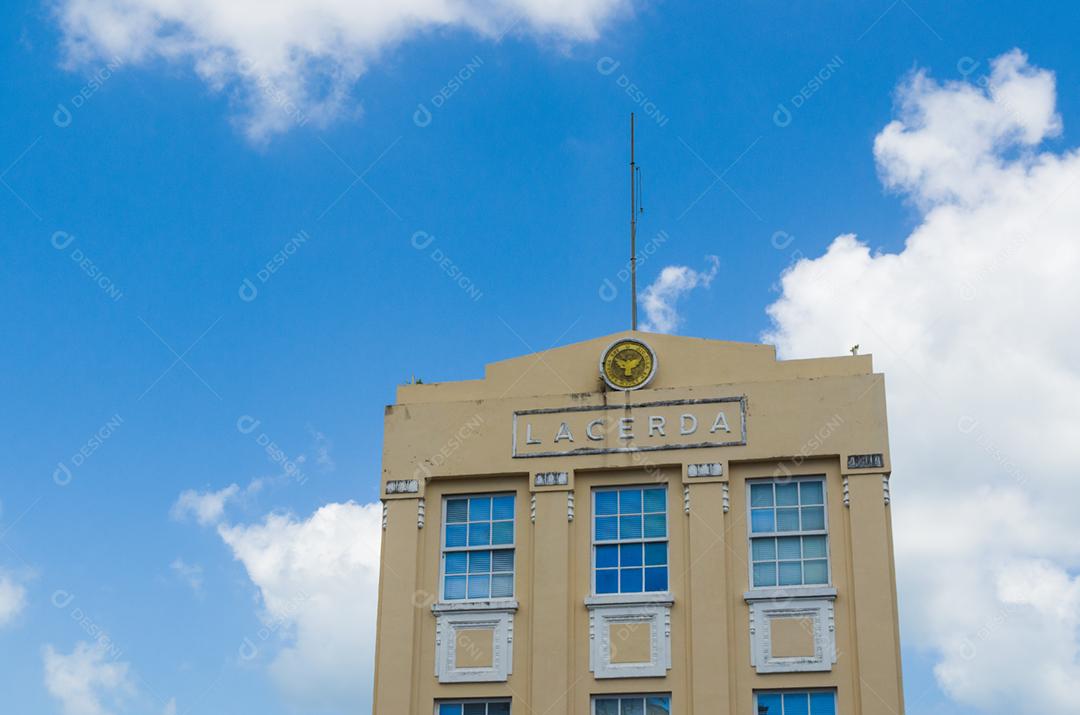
(764, 49, 1080, 714)
(43, 641, 134, 715)
(170, 480, 266, 525)
(217, 501, 382, 711)
(170, 484, 240, 526)
(54, 0, 628, 141)
(639, 256, 719, 333)
(0, 571, 27, 627)
(308, 427, 335, 472)
(874, 50, 1061, 210)
(169, 558, 204, 596)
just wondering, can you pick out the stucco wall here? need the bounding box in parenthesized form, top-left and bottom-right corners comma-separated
(373, 332, 903, 715)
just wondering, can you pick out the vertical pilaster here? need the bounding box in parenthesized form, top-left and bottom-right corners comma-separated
(530, 489, 572, 714)
(686, 482, 730, 715)
(847, 474, 904, 715)
(372, 497, 422, 715)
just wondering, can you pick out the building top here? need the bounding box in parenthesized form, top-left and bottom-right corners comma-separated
(395, 331, 874, 404)
(382, 331, 889, 495)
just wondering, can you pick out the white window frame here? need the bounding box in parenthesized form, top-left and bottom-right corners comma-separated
(434, 698, 512, 715)
(745, 475, 830, 592)
(753, 688, 837, 714)
(439, 492, 517, 603)
(591, 485, 669, 596)
(590, 693, 672, 714)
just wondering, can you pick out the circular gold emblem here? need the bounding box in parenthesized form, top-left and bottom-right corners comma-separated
(601, 339, 657, 390)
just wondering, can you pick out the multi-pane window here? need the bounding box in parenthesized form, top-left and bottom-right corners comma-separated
(755, 690, 836, 715)
(749, 478, 829, 588)
(593, 695, 671, 714)
(594, 486, 668, 594)
(442, 494, 515, 600)
(437, 701, 510, 715)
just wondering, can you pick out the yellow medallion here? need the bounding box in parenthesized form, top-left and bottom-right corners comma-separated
(601, 339, 657, 391)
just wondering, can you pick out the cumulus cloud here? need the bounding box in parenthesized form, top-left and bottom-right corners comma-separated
(639, 256, 719, 333)
(764, 49, 1080, 713)
(0, 571, 27, 626)
(170, 479, 266, 526)
(875, 50, 1061, 210)
(170, 484, 241, 526)
(217, 501, 382, 711)
(43, 641, 134, 715)
(54, 0, 628, 141)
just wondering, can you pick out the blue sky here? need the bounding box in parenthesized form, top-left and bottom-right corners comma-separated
(3, 1, 1080, 713)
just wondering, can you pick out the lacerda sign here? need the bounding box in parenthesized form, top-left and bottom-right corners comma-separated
(512, 397, 747, 458)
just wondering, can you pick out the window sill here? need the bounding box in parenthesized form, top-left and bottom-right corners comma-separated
(584, 592, 674, 608)
(743, 586, 837, 603)
(431, 599, 518, 614)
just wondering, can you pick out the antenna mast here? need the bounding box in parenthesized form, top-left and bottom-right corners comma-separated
(630, 113, 638, 331)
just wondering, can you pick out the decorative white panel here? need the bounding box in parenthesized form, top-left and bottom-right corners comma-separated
(432, 602, 516, 683)
(687, 462, 723, 477)
(748, 597, 836, 673)
(534, 471, 569, 487)
(586, 597, 673, 679)
(386, 479, 419, 494)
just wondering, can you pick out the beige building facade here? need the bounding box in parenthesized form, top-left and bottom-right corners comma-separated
(373, 332, 904, 715)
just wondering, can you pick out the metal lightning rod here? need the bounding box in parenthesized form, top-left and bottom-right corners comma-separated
(630, 112, 638, 331)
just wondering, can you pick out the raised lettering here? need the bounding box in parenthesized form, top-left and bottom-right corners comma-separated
(648, 415, 666, 437)
(554, 422, 574, 443)
(619, 417, 634, 441)
(710, 411, 731, 434)
(680, 413, 698, 436)
(525, 423, 541, 445)
(586, 418, 605, 441)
